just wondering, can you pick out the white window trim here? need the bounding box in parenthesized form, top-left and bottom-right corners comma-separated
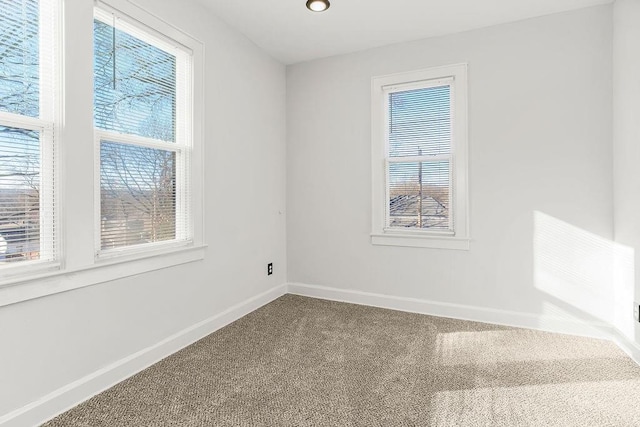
(371, 63, 469, 250)
(0, 0, 207, 307)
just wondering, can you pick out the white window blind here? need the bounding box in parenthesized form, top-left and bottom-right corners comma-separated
(385, 80, 453, 232)
(0, 0, 57, 267)
(93, 6, 192, 256)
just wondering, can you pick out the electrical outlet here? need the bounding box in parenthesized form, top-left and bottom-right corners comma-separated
(267, 263, 273, 276)
(634, 302, 640, 323)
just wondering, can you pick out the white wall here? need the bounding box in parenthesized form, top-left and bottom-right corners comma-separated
(287, 6, 614, 325)
(0, 0, 286, 420)
(3, 2, 636, 424)
(613, 0, 640, 345)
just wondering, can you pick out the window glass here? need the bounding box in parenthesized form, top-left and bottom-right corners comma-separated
(0, 125, 41, 261)
(93, 18, 176, 141)
(100, 141, 176, 250)
(0, 0, 40, 118)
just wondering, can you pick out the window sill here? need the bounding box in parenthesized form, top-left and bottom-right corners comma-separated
(0, 244, 207, 308)
(371, 233, 470, 250)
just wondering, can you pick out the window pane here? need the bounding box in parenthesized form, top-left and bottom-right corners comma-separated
(0, 125, 41, 262)
(0, 0, 40, 117)
(388, 161, 450, 231)
(389, 85, 450, 157)
(100, 141, 176, 250)
(93, 19, 176, 141)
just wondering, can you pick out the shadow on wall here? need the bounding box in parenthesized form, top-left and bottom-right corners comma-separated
(533, 211, 636, 340)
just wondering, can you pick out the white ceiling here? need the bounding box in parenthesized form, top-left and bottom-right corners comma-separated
(199, 0, 612, 65)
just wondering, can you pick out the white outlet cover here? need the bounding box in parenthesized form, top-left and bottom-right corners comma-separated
(634, 303, 640, 322)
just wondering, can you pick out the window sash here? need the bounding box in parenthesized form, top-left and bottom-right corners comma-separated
(94, 130, 191, 258)
(0, 118, 56, 269)
(93, 6, 193, 149)
(384, 158, 454, 233)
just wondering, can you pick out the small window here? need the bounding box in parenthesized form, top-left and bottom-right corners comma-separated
(0, 0, 57, 270)
(371, 64, 469, 250)
(93, 6, 193, 257)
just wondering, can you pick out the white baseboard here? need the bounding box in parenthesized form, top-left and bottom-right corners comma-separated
(287, 282, 611, 338)
(0, 283, 287, 427)
(4, 281, 639, 427)
(287, 282, 640, 366)
(611, 329, 640, 366)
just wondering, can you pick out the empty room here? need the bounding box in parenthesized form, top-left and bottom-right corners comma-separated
(1, 0, 640, 425)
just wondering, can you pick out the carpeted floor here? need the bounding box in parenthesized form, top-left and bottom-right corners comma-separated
(43, 295, 640, 426)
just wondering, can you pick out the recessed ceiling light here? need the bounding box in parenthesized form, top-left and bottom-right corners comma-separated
(306, 0, 330, 12)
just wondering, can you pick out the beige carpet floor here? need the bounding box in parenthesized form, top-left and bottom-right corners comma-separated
(43, 295, 640, 426)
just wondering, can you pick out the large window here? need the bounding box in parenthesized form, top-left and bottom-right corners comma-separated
(371, 64, 469, 250)
(93, 7, 192, 256)
(0, 0, 204, 305)
(0, 0, 57, 269)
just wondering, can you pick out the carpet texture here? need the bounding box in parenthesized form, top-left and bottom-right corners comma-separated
(43, 295, 640, 426)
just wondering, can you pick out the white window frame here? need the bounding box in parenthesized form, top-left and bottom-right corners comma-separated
(0, 0, 60, 279)
(371, 64, 469, 250)
(93, 4, 194, 260)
